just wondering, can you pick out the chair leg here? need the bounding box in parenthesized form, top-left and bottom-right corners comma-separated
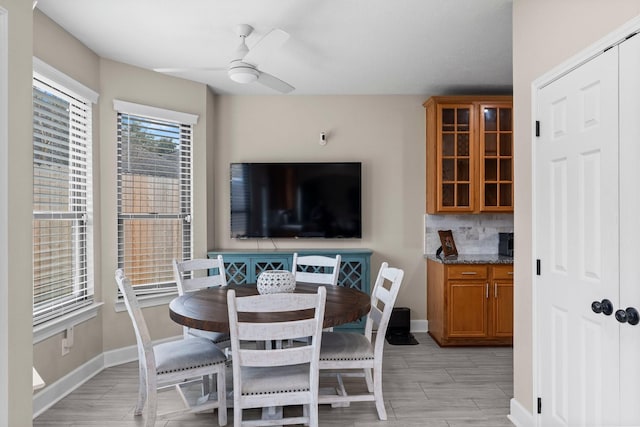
(134, 362, 147, 416)
(309, 402, 319, 427)
(303, 404, 309, 426)
(234, 404, 242, 427)
(373, 366, 386, 421)
(364, 367, 374, 393)
(145, 377, 158, 427)
(216, 369, 227, 426)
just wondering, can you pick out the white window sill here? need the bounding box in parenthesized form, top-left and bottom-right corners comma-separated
(114, 290, 178, 313)
(33, 302, 104, 344)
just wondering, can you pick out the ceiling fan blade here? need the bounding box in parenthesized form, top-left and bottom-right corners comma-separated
(257, 70, 294, 93)
(243, 28, 289, 66)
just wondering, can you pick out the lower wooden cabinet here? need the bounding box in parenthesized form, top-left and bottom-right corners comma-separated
(427, 259, 513, 346)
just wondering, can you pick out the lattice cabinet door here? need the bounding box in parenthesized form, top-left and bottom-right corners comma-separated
(338, 258, 365, 292)
(335, 253, 371, 330)
(252, 257, 290, 281)
(223, 258, 250, 284)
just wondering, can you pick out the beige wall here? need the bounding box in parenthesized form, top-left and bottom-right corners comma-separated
(2, 0, 34, 425)
(33, 10, 99, 91)
(213, 95, 427, 317)
(98, 58, 214, 350)
(31, 9, 105, 390)
(512, 0, 640, 415)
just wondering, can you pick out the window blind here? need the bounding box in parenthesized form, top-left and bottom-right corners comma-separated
(32, 78, 93, 325)
(117, 112, 192, 289)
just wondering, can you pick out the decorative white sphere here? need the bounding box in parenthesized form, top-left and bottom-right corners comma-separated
(257, 270, 296, 294)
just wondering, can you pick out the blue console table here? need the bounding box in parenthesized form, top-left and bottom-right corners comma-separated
(207, 248, 373, 331)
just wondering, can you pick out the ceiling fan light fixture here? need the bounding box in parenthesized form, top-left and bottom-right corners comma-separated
(228, 66, 259, 84)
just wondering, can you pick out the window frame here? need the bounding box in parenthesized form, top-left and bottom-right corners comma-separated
(32, 57, 101, 340)
(113, 100, 197, 305)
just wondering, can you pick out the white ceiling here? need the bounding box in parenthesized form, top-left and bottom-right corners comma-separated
(35, 0, 513, 96)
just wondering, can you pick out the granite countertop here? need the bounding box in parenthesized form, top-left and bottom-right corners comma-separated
(424, 253, 513, 264)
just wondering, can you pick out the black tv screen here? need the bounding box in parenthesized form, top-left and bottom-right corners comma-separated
(230, 162, 362, 239)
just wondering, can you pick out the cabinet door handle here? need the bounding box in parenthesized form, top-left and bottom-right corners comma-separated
(461, 271, 478, 275)
(486, 283, 489, 298)
(494, 283, 498, 298)
(507, 271, 513, 275)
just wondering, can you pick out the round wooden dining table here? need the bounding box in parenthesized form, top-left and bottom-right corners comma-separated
(169, 283, 371, 332)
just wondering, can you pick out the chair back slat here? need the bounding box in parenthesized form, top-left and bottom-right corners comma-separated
(294, 255, 340, 267)
(292, 253, 341, 286)
(237, 346, 313, 367)
(235, 292, 320, 313)
(373, 285, 393, 305)
(183, 275, 224, 290)
(368, 305, 383, 328)
(238, 318, 318, 341)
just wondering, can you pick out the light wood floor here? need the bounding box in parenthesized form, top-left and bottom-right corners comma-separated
(34, 333, 514, 427)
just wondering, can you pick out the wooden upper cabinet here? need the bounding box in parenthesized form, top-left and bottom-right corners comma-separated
(425, 96, 513, 214)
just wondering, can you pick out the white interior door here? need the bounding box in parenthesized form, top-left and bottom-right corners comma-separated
(618, 33, 640, 425)
(535, 46, 620, 426)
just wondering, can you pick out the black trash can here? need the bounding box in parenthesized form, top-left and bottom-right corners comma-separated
(386, 307, 418, 345)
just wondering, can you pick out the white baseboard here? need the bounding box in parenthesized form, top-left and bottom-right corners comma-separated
(508, 398, 534, 427)
(32, 336, 180, 419)
(103, 343, 138, 368)
(32, 353, 104, 418)
(411, 319, 427, 333)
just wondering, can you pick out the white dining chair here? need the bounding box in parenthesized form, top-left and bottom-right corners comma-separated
(291, 253, 341, 286)
(173, 256, 230, 345)
(227, 286, 326, 427)
(317, 262, 404, 420)
(115, 269, 228, 427)
(291, 253, 341, 340)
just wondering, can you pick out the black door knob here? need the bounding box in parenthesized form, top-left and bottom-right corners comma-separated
(591, 299, 614, 316)
(615, 307, 640, 326)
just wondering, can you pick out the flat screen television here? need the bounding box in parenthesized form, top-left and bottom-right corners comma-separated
(230, 162, 362, 239)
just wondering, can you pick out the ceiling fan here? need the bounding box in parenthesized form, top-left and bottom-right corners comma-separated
(155, 24, 295, 94)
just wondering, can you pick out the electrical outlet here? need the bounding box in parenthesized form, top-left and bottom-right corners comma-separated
(61, 326, 74, 356)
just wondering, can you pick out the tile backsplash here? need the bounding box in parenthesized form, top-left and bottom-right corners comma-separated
(424, 213, 514, 255)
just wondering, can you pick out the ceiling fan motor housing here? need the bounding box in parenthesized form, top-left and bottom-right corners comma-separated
(228, 61, 259, 83)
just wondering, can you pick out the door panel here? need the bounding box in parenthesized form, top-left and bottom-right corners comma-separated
(536, 46, 620, 426)
(493, 281, 513, 336)
(550, 306, 568, 425)
(448, 281, 487, 337)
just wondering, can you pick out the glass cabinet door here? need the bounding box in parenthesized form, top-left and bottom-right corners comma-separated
(438, 105, 475, 211)
(480, 104, 513, 211)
